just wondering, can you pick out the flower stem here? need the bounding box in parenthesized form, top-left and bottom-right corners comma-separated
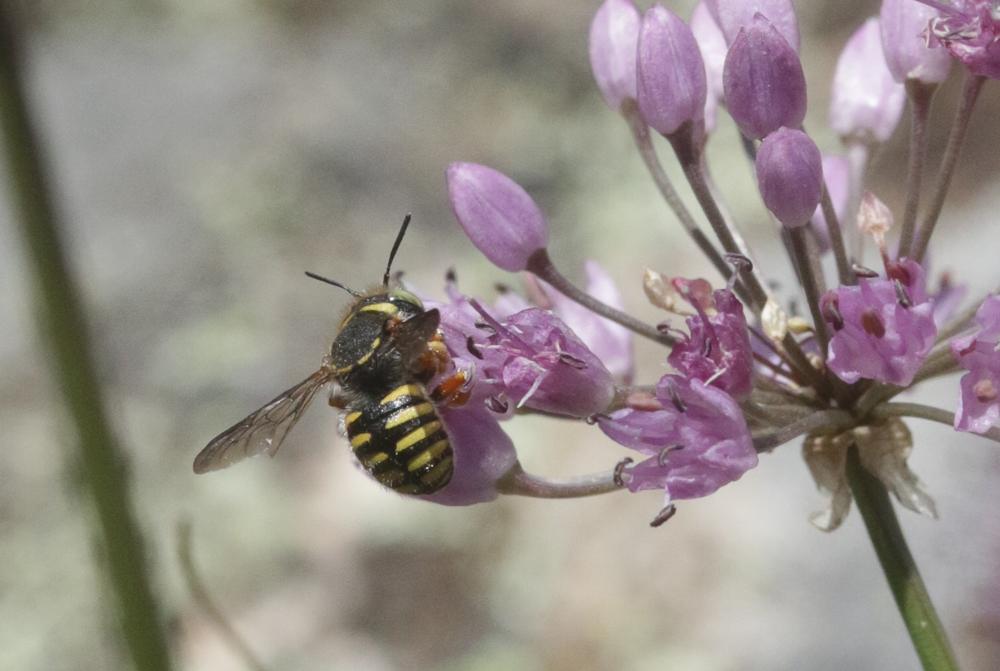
(497, 462, 624, 498)
(622, 101, 734, 284)
(897, 81, 936, 259)
(871, 401, 1000, 444)
(0, 7, 173, 671)
(820, 181, 855, 285)
(911, 73, 985, 263)
(750, 409, 853, 452)
(845, 446, 959, 671)
(787, 226, 830, 352)
(527, 249, 675, 346)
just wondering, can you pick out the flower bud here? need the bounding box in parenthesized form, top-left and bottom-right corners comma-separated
(636, 4, 708, 137)
(723, 13, 806, 139)
(755, 127, 823, 228)
(880, 0, 952, 84)
(589, 0, 642, 111)
(830, 18, 904, 144)
(447, 163, 549, 272)
(704, 0, 800, 51)
(690, 2, 727, 100)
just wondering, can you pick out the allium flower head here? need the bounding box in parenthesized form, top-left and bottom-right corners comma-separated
(589, 0, 642, 111)
(830, 18, 905, 144)
(822, 259, 937, 386)
(636, 4, 708, 137)
(880, 0, 953, 83)
(755, 127, 823, 228)
(920, 0, 1000, 79)
(723, 13, 807, 139)
(447, 162, 549, 272)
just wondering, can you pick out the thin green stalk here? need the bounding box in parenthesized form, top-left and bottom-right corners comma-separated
(497, 462, 623, 498)
(845, 447, 959, 671)
(0, 5, 172, 670)
(911, 73, 985, 263)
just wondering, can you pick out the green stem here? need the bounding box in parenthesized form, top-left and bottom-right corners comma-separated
(497, 462, 623, 498)
(0, 6, 173, 670)
(845, 447, 959, 671)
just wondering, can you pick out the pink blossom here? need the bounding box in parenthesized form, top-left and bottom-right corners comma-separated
(951, 295, 1000, 433)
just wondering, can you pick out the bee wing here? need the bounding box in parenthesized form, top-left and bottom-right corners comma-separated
(193, 368, 334, 474)
(390, 308, 441, 368)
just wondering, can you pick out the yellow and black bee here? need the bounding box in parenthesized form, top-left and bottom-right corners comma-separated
(194, 215, 465, 495)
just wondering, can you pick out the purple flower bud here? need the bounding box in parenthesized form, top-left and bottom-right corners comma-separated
(598, 376, 757, 506)
(704, 0, 800, 50)
(723, 14, 806, 139)
(667, 278, 753, 399)
(447, 163, 549, 272)
(419, 405, 518, 505)
(636, 4, 708, 137)
(755, 127, 823, 228)
(920, 0, 1000, 79)
(880, 0, 952, 83)
(829, 18, 905, 144)
(810, 154, 851, 253)
(822, 259, 937, 386)
(950, 295, 1000, 433)
(589, 0, 642, 111)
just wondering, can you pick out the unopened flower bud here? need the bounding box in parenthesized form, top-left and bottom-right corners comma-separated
(723, 13, 806, 139)
(880, 0, 952, 84)
(830, 18, 904, 144)
(704, 0, 800, 51)
(636, 4, 708, 137)
(447, 163, 549, 272)
(589, 0, 642, 111)
(755, 127, 823, 228)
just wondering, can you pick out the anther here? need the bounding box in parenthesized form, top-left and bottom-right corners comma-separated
(475, 321, 496, 334)
(494, 282, 511, 294)
(657, 444, 684, 466)
(851, 263, 880, 279)
(649, 504, 677, 527)
(613, 457, 634, 487)
(466, 336, 484, 359)
(558, 352, 587, 369)
(724, 252, 753, 274)
(666, 381, 686, 413)
(486, 395, 509, 414)
(586, 412, 612, 425)
(823, 297, 845, 331)
(445, 267, 457, 283)
(893, 279, 912, 308)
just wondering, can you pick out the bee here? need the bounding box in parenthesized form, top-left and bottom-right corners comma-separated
(193, 215, 467, 495)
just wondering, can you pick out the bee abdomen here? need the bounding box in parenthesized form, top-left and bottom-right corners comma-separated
(346, 384, 453, 495)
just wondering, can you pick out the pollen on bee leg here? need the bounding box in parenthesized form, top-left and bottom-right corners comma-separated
(431, 369, 472, 406)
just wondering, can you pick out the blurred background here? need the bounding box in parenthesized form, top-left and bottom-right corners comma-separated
(3, 1, 1000, 669)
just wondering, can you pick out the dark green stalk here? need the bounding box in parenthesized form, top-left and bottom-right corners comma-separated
(845, 447, 958, 671)
(0, 5, 172, 670)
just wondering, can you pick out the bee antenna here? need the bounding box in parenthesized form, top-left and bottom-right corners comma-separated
(383, 213, 412, 287)
(304, 271, 363, 297)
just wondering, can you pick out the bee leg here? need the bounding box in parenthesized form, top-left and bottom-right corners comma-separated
(431, 369, 471, 407)
(413, 339, 452, 381)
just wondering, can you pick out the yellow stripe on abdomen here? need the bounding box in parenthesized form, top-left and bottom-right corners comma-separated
(350, 432, 371, 448)
(394, 421, 442, 454)
(406, 438, 450, 472)
(385, 402, 435, 429)
(381, 384, 424, 404)
(359, 302, 399, 316)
